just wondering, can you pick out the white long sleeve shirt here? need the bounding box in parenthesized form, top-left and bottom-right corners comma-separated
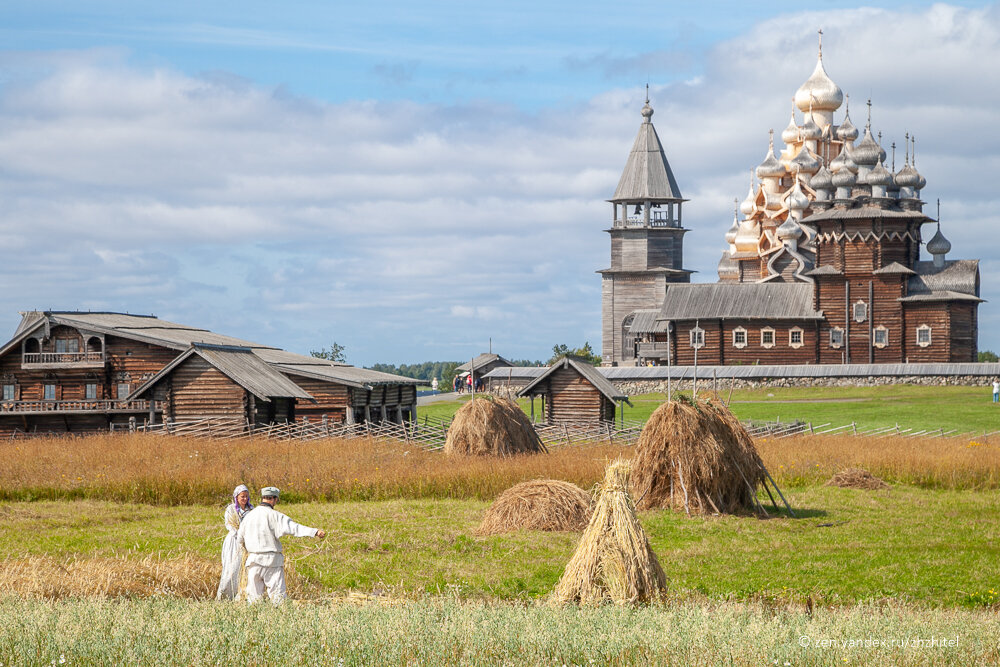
(236, 504, 318, 568)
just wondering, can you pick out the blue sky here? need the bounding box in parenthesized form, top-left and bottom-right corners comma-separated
(0, 1, 997, 365)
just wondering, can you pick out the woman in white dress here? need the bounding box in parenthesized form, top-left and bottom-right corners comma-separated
(216, 484, 254, 600)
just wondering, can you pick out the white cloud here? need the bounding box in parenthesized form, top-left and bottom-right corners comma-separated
(0, 3, 998, 363)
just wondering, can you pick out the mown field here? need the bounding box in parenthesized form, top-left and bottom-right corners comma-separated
(424, 384, 1000, 433)
(3, 387, 1000, 665)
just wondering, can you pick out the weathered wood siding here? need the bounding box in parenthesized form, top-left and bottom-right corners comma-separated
(166, 356, 246, 422)
(545, 366, 605, 424)
(949, 303, 978, 363)
(286, 375, 350, 422)
(902, 302, 950, 363)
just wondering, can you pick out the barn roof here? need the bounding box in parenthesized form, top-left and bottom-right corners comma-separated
(456, 353, 513, 373)
(517, 356, 630, 404)
(627, 309, 667, 334)
(130, 344, 314, 403)
(656, 283, 823, 321)
(611, 105, 684, 203)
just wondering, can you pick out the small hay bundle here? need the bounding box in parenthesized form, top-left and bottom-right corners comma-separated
(826, 468, 889, 490)
(476, 479, 592, 535)
(444, 396, 546, 457)
(631, 398, 767, 515)
(551, 459, 667, 605)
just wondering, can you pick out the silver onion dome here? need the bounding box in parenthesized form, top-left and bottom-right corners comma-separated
(790, 146, 821, 174)
(794, 54, 844, 113)
(926, 225, 951, 255)
(811, 165, 834, 190)
(851, 126, 882, 166)
(718, 251, 740, 279)
(640, 101, 654, 122)
(865, 161, 894, 187)
(788, 179, 810, 212)
(829, 145, 858, 173)
(836, 113, 859, 143)
(740, 173, 756, 216)
(781, 110, 800, 145)
(777, 217, 803, 240)
(725, 217, 739, 245)
(757, 134, 786, 179)
(894, 163, 920, 188)
(832, 166, 857, 188)
(800, 114, 822, 141)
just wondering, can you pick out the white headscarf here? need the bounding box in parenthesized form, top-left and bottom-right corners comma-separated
(232, 484, 254, 518)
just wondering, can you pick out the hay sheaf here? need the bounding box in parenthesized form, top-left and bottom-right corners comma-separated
(444, 397, 547, 457)
(552, 459, 667, 605)
(826, 468, 890, 490)
(476, 479, 592, 535)
(0, 555, 303, 600)
(630, 398, 768, 515)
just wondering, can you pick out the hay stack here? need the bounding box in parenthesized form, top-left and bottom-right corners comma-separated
(476, 479, 592, 535)
(826, 468, 889, 490)
(630, 398, 768, 515)
(444, 397, 546, 457)
(551, 459, 667, 605)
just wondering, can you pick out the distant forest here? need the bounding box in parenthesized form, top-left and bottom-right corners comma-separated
(367, 343, 601, 386)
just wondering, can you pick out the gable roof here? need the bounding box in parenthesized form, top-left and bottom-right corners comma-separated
(611, 113, 684, 202)
(456, 353, 513, 373)
(656, 283, 823, 321)
(130, 344, 314, 403)
(517, 356, 630, 404)
(907, 260, 980, 299)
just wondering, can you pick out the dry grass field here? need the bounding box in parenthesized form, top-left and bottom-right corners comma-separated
(2, 431, 999, 505)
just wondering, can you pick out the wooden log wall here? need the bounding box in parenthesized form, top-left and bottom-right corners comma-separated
(285, 375, 350, 422)
(902, 302, 950, 363)
(949, 303, 978, 363)
(545, 366, 604, 424)
(167, 356, 246, 422)
(656, 320, 816, 366)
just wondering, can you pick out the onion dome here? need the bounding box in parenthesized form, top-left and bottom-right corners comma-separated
(718, 251, 740, 280)
(829, 145, 858, 174)
(756, 132, 786, 179)
(739, 171, 756, 216)
(640, 100, 654, 122)
(926, 225, 951, 255)
(894, 163, 920, 188)
(777, 217, 803, 241)
(763, 187, 784, 211)
(811, 164, 834, 191)
(851, 126, 882, 167)
(725, 218, 739, 245)
(790, 146, 821, 175)
(794, 50, 844, 113)
(911, 138, 927, 190)
(781, 110, 800, 145)
(788, 179, 810, 212)
(836, 98, 859, 142)
(734, 219, 760, 253)
(800, 113, 822, 142)
(832, 166, 857, 189)
(865, 161, 894, 187)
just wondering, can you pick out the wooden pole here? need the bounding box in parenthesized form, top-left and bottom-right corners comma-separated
(470, 358, 475, 403)
(666, 321, 672, 402)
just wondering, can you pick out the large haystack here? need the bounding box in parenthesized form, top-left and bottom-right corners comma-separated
(826, 468, 889, 490)
(631, 398, 769, 515)
(476, 479, 592, 535)
(551, 459, 667, 605)
(444, 397, 546, 457)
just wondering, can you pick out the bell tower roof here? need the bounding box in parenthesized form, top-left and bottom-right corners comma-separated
(611, 94, 684, 203)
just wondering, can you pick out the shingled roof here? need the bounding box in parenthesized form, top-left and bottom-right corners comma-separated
(517, 356, 630, 405)
(611, 104, 684, 202)
(656, 283, 823, 321)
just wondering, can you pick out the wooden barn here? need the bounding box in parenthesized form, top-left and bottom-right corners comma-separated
(455, 353, 514, 382)
(0, 311, 419, 436)
(517, 356, 630, 424)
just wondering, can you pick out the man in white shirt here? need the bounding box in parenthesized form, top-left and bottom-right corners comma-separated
(236, 486, 325, 603)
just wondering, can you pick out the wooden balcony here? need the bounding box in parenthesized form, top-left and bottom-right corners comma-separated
(0, 399, 162, 415)
(638, 342, 672, 359)
(22, 351, 105, 370)
(612, 214, 680, 229)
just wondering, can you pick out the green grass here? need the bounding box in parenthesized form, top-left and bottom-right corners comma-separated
(5, 484, 1000, 606)
(2, 596, 997, 666)
(425, 385, 1000, 433)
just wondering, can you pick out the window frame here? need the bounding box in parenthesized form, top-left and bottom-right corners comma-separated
(760, 327, 775, 349)
(2, 383, 15, 401)
(873, 326, 889, 349)
(789, 327, 804, 349)
(829, 327, 844, 349)
(43, 383, 57, 401)
(116, 383, 131, 400)
(85, 383, 98, 400)
(689, 326, 705, 350)
(916, 325, 932, 348)
(853, 300, 868, 323)
(732, 327, 747, 349)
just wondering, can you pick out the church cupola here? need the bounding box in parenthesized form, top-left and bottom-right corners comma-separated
(794, 31, 844, 128)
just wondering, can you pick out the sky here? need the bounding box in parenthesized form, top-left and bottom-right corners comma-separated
(0, 1, 997, 366)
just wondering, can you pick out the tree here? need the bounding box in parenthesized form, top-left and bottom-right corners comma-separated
(547, 342, 601, 366)
(979, 350, 999, 363)
(310, 342, 346, 363)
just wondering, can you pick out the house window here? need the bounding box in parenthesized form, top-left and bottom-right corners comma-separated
(689, 327, 705, 349)
(55, 339, 80, 354)
(117, 383, 131, 400)
(760, 328, 775, 348)
(44, 384, 56, 401)
(916, 325, 932, 348)
(830, 327, 844, 348)
(733, 327, 747, 349)
(2, 384, 15, 401)
(853, 301, 868, 323)
(789, 327, 804, 349)
(873, 326, 889, 348)
(85, 383, 98, 400)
